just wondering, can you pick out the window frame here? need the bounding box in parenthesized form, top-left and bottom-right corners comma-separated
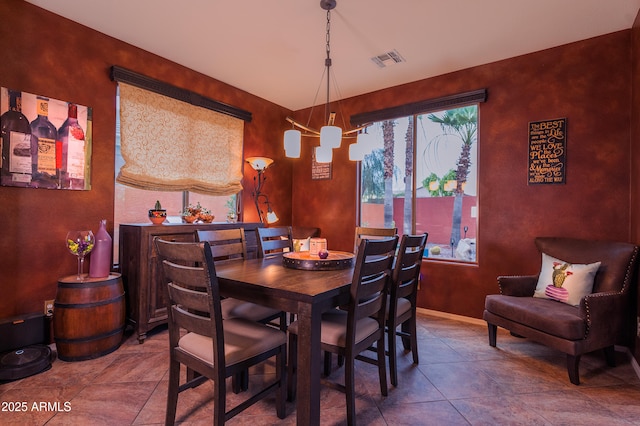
(354, 90, 485, 263)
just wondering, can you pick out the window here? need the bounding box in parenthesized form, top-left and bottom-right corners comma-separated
(359, 103, 479, 263)
(110, 67, 251, 263)
(113, 100, 239, 261)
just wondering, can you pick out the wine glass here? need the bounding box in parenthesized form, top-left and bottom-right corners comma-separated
(66, 230, 95, 281)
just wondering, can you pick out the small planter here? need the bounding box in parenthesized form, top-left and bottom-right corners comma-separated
(149, 201, 167, 225)
(182, 215, 197, 223)
(180, 202, 213, 224)
(148, 209, 167, 225)
(199, 214, 214, 223)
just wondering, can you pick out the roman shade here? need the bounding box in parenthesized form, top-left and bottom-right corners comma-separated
(116, 82, 243, 196)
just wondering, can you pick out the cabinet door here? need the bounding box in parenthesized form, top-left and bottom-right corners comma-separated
(148, 233, 196, 322)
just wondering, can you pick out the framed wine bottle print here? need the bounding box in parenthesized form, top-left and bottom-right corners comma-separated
(0, 87, 92, 190)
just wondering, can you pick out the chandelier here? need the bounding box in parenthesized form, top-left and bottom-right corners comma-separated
(284, 0, 371, 163)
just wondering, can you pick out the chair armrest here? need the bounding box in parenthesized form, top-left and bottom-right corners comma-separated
(579, 291, 626, 341)
(497, 275, 538, 296)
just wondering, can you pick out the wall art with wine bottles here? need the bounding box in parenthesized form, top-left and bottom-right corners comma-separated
(0, 87, 92, 190)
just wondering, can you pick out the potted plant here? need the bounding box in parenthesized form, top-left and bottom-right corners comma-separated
(198, 206, 214, 223)
(148, 200, 167, 224)
(181, 202, 214, 223)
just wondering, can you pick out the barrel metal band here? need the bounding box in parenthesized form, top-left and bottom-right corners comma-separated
(54, 293, 124, 309)
(53, 326, 125, 344)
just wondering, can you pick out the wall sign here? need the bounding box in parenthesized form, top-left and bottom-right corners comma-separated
(311, 150, 332, 180)
(528, 118, 566, 185)
(1, 87, 92, 190)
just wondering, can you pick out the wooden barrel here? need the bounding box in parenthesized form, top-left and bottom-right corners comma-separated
(53, 273, 125, 361)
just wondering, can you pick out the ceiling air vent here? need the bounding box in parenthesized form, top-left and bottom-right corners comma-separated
(371, 49, 405, 68)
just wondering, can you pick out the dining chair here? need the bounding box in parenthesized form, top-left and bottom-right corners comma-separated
(287, 236, 398, 425)
(196, 229, 287, 392)
(154, 239, 286, 425)
(256, 226, 294, 257)
(386, 233, 428, 387)
(323, 226, 397, 374)
(196, 229, 285, 330)
(256, 226, 297, 325)
(354, 226, 397, 254)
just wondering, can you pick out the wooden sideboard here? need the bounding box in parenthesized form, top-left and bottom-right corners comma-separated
(119, 222, 262, 343)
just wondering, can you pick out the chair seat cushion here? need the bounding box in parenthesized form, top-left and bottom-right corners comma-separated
(288, 309, 380, 348)
(221, 298, 281, 321)
(178, 318, 286, 366)
(485, 295, 586, 340)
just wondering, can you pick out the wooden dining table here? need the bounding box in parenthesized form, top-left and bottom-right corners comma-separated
(214, 255, 354, 426)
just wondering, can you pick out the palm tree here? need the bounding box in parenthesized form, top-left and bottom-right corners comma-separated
(427, 106, 477, 246)
(382, 120, 396, 227)
(403, 117, 413, 234)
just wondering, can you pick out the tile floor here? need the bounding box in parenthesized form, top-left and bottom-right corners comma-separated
(2, 311, 640, 425)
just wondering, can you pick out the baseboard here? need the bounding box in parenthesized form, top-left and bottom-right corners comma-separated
(417, 307, 486, 326)
(616, 346, 640, 381)
(632, 352, 640, 380)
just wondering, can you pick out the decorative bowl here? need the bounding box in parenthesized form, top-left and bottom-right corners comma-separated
(199, 214, 214, 223)
(148, 209, 167, 225)
(182, 215, 198, 223)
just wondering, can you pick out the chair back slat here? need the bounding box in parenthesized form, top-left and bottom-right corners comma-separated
(197, 229, 247, 263)
(163, 263, 209, 289)
(171, 304, 213, 337)
(392, 234, 428, 302)
(354, 226, 397, 254)
(167, 282, 211, 313)
(257, 226, 293, 258)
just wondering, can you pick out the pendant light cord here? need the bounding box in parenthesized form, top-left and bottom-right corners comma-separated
(325, 8, 332, 125)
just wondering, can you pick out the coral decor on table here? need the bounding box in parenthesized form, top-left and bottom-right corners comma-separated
(181, 202, 214, 223)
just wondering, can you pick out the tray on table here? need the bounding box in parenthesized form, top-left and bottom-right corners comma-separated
(282, 251, 355, 270)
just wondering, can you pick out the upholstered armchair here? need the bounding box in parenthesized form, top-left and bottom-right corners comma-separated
(483, 237, 638, 385)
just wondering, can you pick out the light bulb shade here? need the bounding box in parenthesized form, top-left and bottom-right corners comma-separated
(315, 145, 333, 163)
(428, 181, 439, 191)
(355, 132, 374, 158)
(246, 156, 273, 171)
(266, 209, 279, 224)
(320, 125, 342, 149)
(284, 129, 301, 158)
(349, 143, 365, 161)
(356, 131, 373, 147)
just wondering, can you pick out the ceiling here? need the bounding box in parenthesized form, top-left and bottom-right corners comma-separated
(27, 0, 640, 111)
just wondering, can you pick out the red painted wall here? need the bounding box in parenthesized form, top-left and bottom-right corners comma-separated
(291, 30, 634, 330)
(2, 0, 639, 358)
(0, 0, 293, 318)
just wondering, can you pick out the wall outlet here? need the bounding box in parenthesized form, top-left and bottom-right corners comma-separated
(44, 299, 54, 316)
